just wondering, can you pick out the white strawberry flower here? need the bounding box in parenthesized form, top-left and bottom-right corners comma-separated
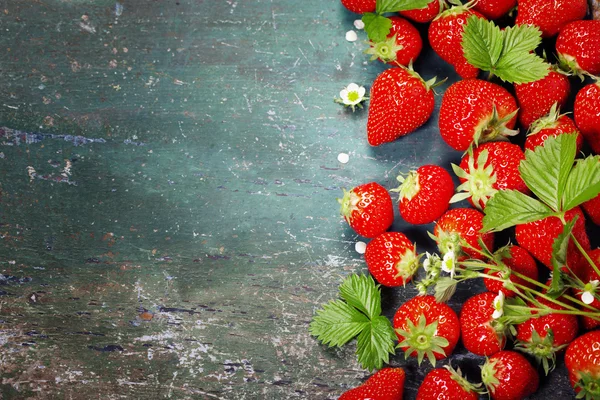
(581, 280, 599, 305)
(335, 83, 367, 111)
(492, 291, 505, 319)
(441, 251, 456, 278)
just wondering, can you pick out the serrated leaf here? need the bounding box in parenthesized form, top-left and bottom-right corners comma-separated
(362, 13, 392, 42)
(550, 218, 576, 295)
(494, 51, 550, 84)
(356, 315, 396, 371)
(309, 300, 370, 347)
(563, 156, 600, 211)
(502, 24, 542, 56)
(434, 277, 458, 303)
(483, 190, 553, 232)
(339, 274, 381, 320)
(376, 0, 432, 13)
(520, 134, 578, 212)
(462, 15, 503, 70)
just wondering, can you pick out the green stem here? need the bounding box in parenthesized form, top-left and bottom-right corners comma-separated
(571, 233, 600, 278)
(506, 305, 600, 321)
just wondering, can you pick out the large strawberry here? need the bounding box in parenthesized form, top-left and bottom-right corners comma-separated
(583, 192, 600, 226)
(365, 232, 421, 287)
(452, 142, 528, 210)
(416, 366, 481, 400)
(428, 4, 486, 79)
(556, 20, 600, 77)
(438, 79, 518, 151)
(472, 0, 517, 20)
(400, 0, 445, 23)
(391, 165, 454, 225)
(515, 0, 587, 38)
(481, 350, 540, 400)
(514, 70, 571, 131)
(365, 16, 422, 66)
(393, 295, 460, 366)
(340, 0, 376, 14)
(574, 81, 600, 154)
(339, 367, 405, 400)
(524, 104, 583, 153)
(367, 66, 437, 146)
(565, 330, 600, 400)
(460, 291, 507, 356)
(433, 208, 495, 260)
(339, 182, 394, 238)
(484, 245, 539, 298)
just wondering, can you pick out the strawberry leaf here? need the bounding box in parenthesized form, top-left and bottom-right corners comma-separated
(563, 155, 600, 211)
(494, 51, 550, 84)
(462, 15, 503, 70)
(376, 0, 433, 13)
(309, 300, 370, 347)
(362, 13, 392, 42)
(356, 315, 396, 370)
(501, 23, 543, 58)
(483, 190, 553, 232)
(549, 218, 576, 296)
(339, 274, 382, 319)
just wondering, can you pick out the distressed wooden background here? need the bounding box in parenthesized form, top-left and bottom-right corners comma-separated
(0, 1, 594, 399)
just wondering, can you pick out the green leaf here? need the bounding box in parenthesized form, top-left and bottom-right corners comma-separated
(462, 15, 503, 70)
(434, 277, 458, 303)
(339, 274, 381, 320)
(356, 315, 396, 371)
(520, 134, 578, 212)
(309, 300, 370, 347)
(493, 51, 550, 84)
(550, 218, 576, 295)
(376, 0, 432, 13)
(501, 24, 543, 57)
(483, 190, 553, 232)
(362, 13, 392, 42)
(563, 156, 600, 211)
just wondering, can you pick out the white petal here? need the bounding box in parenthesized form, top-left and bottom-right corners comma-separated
(582, 291, 595, 305)
(345, 30, 358, 42)
(358, 86, 366, 98)
(355, 241, 367, 254)
(337, 153, 350, 164)
(354, 19, 365, 30)
(339, 89, 349, 101)
(492, 309, 503, 319)
(347, 83, 360, 92)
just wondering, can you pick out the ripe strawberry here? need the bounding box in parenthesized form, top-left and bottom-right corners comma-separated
(339, 182, 394, 238)
(574, 82, 600, 154)
(472, 0, 517, 20)
(514, 70, 571, 130)
(365, 16, 422, 66)
(391, 165, 454, 225)
(400, 0, 445, 23)
(565, 330, 600, 400)
(452, 142, 528, 209)
(583, 192, 600, 226)
(339, 367, 405, 400)
(515, 206, 591, 272)
(460, 292, 507, 356)
(556, 20, 600, 76)
(365, 232, 420, 287)
(393, 295, 460, 366)
(481, 350, 540, 400)
(484, 245, 539, 298)
(367, 66, 437, 146)
(340, 0, 376, 14)
(438, 79, 518, 151)
(575, 249, 600, 330)
(416, 366, 480, 400)
(433, 208, 495, 260)
(515, 0, 587, 38)
(524, 104, 583, 152)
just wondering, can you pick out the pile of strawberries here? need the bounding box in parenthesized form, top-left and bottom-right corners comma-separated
(313, 0, 600, 399)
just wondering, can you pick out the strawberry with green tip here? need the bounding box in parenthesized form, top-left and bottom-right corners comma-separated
(574, 81, 600, 154)
(525, 103, 583, 152)
(339, 367, 406, 400)
(400, 0, 446, 23)
(340, 0, 376, 14)
(515, 0, 588, 38)
(433, 208, 495, 260)
(484, 245, 539, 298)
(481, 350, 540, 400)
(365, 232, 421, 287)
(556, 20, 600, 77)
(416, 365, 482, 400)
(565, 330, 600, 400)
(365, 16, 422, 66)
(460, 291, 507, 356)
(339, 182, 394, 238)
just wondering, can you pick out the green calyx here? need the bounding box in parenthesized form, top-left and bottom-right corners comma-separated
(394, 245, 422, 283)
(338, 188, 360, 219)
(481, 358, 501, 394)
(514, 328, 565, 375)
(451, 148, 498, 209)
(446, 365, 485, 395)
(391, 171, 420, 201)
(528, 103, 563, 136)
(557, 52, 586, 81)
(474, 106, 519, 146)
(365, 34, 403, 63)
(429, 229, 464, 258)
(396, 314, 449, 367)
(434, 0, 475, 21)
(575, 372, 600, 400)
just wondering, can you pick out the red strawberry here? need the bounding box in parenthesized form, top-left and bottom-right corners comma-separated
(400, 0, 445, 23)
(583, 192, 600, 226)
(514, 70, 571, 130)
(428, 5, 486, 79)
(460, 292, 507, 356)
(433, 208, 495, 260)
(515, 206, 591, 272)
(367, 66, 437, 146)
(416, 366, 480, 400)
(339, 368, 405, 400)
(565, 330, 600, 400)
(556, 20, 600, 76)
(365, 232, 420, 287)
(391, 165, 454, 225)
(339, 182, 394, 238)
(438, 79, 519, 151)
(472, 0, 517, 20)
(452, 142, 528, 209)
(484, 245, 539, 298)
(393, 295, 460, 366)
(340, 0, 376, 14)
(574, 82, 600, 154)
(575, 249, 600, 331)
(524, 104, 583, 152)
(365, 16, 422, 66)
(515, 0, 587, 38)
(481, 350, 540, 400)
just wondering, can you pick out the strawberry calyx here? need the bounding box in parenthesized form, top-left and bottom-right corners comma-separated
(400, 62, 445, 92)
(480, 357, 501, 394)
(395, 244, 422, 282)
(473, 106, 519, 146)
(527, 102, 564, 136)
(557, 52, 586, 81)
(338, 188, 361, 220)
(429, 229, 464, 258)
(365, 34, 403, 63)
(451, 148, 497, 209)
(391, 171, 420, 201)
(574, 372, 600, 400)
(514, 328, 565, 375)
(445, 365, 485, 395)
(396, 314, 449, 366)
(434, 0, 475, 21)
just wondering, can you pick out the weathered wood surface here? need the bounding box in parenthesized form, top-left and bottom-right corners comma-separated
(0, 1, 593, 399)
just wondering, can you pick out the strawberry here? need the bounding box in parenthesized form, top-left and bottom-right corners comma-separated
(367, 66, 437, 146)
(365, 232, 421, 287)
(393, 295, 460, 366)
(428, 4, 486, 79)
(365, 16, 422, 66)
(433, 208, 495, 260)
(515, 206, 591, 272)
(515, 0, 588, 38)
(416, 366, 481, 400)
(452, 142, 529, 210)
(524, 104, 583, 153)
(340, 0, 376, 14)
(400, 0, 445, 23)
(565, 330, 600, 400)
(339, 182, 394, 238)
(438, 79, 518, 151)
(556, 20, 600, 77)
(460, 291, 507, 356)
(472, 0, 517, 20)
(391, 165, 454, 225)
(484, 245, 539, 298)
(481, 350, 540, 400)
(583, 192, 600, 226)
(575, 249, 600, 331)
(574, 82, 600, 154)
(339, 367, 405, 400)
(514, 70, 571, 131)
